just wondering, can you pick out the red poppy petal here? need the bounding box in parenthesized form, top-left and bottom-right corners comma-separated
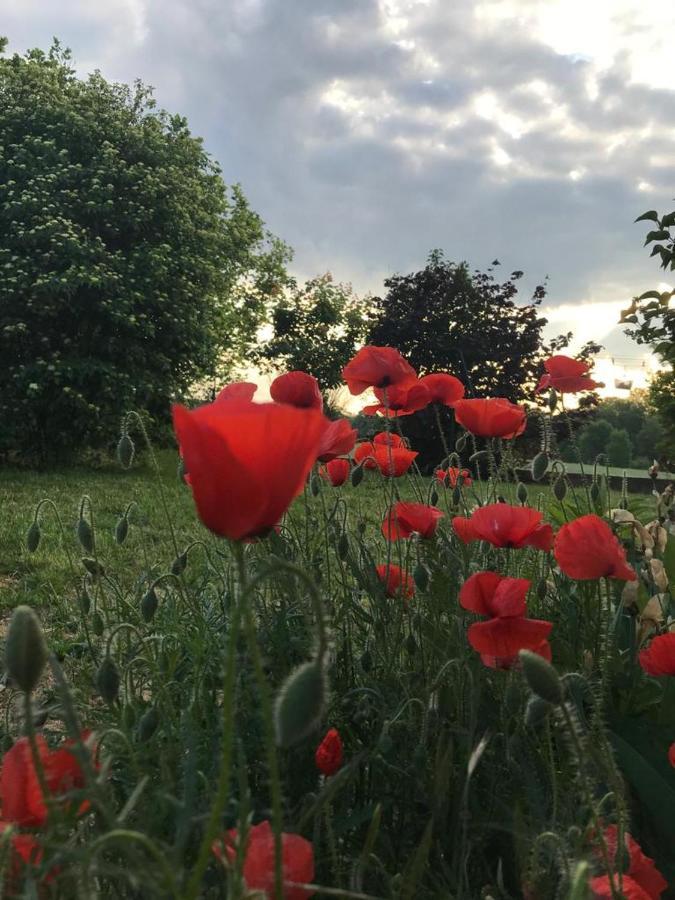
(459, 572, 503, 615)
(489, 577, 530, 617)
(468, 617, 552, 658)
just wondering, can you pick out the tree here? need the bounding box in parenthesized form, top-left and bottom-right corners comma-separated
(367, 252, 561, 400)
(0, 39, 289, 462)
(255, 273, 368, 394)
(623, 205, 675, 455)
(606, 428, 632, 468)
(578, 420, 613, 464)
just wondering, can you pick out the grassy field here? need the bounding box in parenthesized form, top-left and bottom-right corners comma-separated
(1, 447, 661, 616)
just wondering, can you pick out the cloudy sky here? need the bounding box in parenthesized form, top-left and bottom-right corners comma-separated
(3, 0, 674, 393)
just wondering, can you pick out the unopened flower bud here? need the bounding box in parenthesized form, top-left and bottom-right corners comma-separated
(531, 451, 549, 482)
(141, 588, 159, 623)
(26, 521, 41, 553)
(114, 516, 129, 545)
(351, 464, 364, 488)
(77, 517, 94, 553)
(97, 656, 120, 703)
(5, 606, 47, 694)
(516, 482, 528, 505)
(117, 433, 135, 469)
(275, 659, 327, 748)
(519, 650, 563, 705)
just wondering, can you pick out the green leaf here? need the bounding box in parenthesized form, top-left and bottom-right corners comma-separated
(635, 210, 659, 223)
(644, 230, 670, 245)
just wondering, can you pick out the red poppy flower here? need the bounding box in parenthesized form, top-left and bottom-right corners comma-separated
(601, 826, 668, 899)
(468, 617, 553, 660)
(319, 458, 351, 487)
(216, 382, 258, 403)
(669, 743, 675, 768)
(315, 728, 343, 776)
(271, 371, 323, 411)
(419, 373, 465, 406)
(554, 515, 636, 581)
(480, 637, 551, 670)
(590, 875, 651, 900)
(362, 381, 431, 417)
(173, 400, 324, 541)
(373, 445, 418, 477)
(343, 346, 417, 395)
(353, 441, 377, 470)
(375, 564, 415, 600)
(459, 573, 530, 617)
(435, 467, 472, 487)
(536, 355, 601, 394)
(382, 502, 444, 540)
(454, 398, 527, 439)
(452, 504, 554, 551)
(316, 418, 357, 462)
(373, 431, 404, 448)
(639, 632, 675, 677)
(213, 820, 315, 900)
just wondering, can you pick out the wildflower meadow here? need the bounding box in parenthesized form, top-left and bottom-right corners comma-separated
(1, 346, 674, 900)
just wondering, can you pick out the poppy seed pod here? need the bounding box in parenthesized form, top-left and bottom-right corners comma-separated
(5, 606, 47, 694)
(275, 659, 327, 748)
(519, 650, 563, 705)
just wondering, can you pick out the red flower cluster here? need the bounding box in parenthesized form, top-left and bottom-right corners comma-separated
(459, 572, 552, 666)
(590, 825, 667, 899)
(454, 398, 526, 438)
(537, 355, 601, 394)
(343, 346, 417, 395)
(435, 466, 472, 487)
(452, 504, 554, 551)
(0, 732, 95, 872)
(375, 564, 415, 601)
(315, 728, 343, 776)
(554, 515, 636, 581)
(319, 458, 351, 487)
(213, 820, 315, 900)
(271, 371, 324, 411)
(173, 399, 325, 541)
(382, 502, 444, 540)
(638, 632, 675, 677)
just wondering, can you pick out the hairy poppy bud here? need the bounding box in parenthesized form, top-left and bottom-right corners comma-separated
(451, 485, 461, 506)
(275, 659, 327, 748)
(117, 433, 135, 469)
(171, 552, 187, 576)
(455, 433, 467, 452)
(141, 588, 158, 623)
(77, 517, 95, 553)
(78, 583, 91, 616)
(5, 606, 47, 694)
(138, 706, 160, 742)
(97, 656, 120, 703)
(26, 521, 41, 553)
(552, 476, 567, 501)
(516, 482, 528, 505)
(531, 451, 549, 482)
(351, 464, 364, 487)
(524, 695, 552, 728)
(519, 650, 563, 705)
(115, 516, 129, 545)
(547, 389, 558, 414)
(82, 557, 105, 577)
(590, 481, 601, 503)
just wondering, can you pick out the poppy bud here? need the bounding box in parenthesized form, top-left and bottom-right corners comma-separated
(115, 516, 129, 545)
(82, 557, 105, 577)
(171, 552, 187, 576)
(516, 482, 528, 505)
(117, 433, 135, 469)
(77, 517, 95, 553)
(351, 464, 364, 487)
(78, 584, 91, 616)
(552, 476, 567, 501)
(315, 728, 343, 776)
(547, 389, 558, 414)
(590, 481, 601, 503)
(455, 434, 467, 452)
(26, 520, 41, 553)
(524, 695, 552, 728)
(141, 588, 158, 623)
(519, 650, 563, 705)
(531, 451, 549, 482)
(97, 656, 120, 703)
(138, 706, 160, 742)
(337, 534, 349, 560)
(413, 562, 429, 592)
(5, 606, 47, 694)
(275, 659, 327, 748)
(430, 488, 439, 505)
(451, 485, 461, 506)
(91, 611, 105, 636)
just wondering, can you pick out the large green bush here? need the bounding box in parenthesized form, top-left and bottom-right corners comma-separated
(0, 39, 287, 463)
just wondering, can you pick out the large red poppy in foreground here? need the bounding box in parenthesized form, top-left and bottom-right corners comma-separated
(554, 514, 636, 581)
(342, 346, 417, 395)
(452, 504, 554, 551)
(454, 398, 526, 438)
(213, 820, 315, 900)
(173, 399, 324, 541)
(536, 355, 601, 394)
